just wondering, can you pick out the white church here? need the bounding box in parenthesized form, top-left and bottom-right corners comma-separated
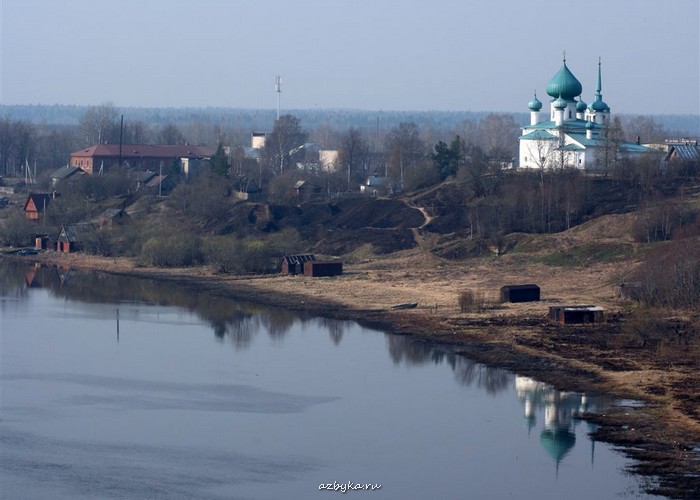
(518, 56, 649, 169)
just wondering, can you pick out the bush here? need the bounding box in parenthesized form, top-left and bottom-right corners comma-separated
(0, 210, 36, 246)
(633, 238, 700, 309)
(139, 234, 203, 267)
(203, 236, 280, 274)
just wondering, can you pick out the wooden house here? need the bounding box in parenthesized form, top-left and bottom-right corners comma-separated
(281, 254, 315, 275)
(500, 284, 541, 303)
(303, 260, 343, 277)
(24, 193, 57, 221)
(548, 305, 605, 324)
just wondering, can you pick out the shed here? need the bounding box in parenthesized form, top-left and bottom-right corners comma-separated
(56, 224, 92, 253)
(281, 254, 315, 275)
(500, 284, 541, 303)
(303, 260, 343, 277)
(548, 305, 605, 324)
(92, 208, 130, 227)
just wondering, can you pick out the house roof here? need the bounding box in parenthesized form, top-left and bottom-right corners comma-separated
(24, 193, 52, 212)
(135, 170, 158, 183)
(51, 165, 84, 180)
(667, 144, 700, 162)
(145, 175, 170, 188)
(58, 223, 92, 243)
(71, 144, 215, 159)
(281, 254, 315, 266)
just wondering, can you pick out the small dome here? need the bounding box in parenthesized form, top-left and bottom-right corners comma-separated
(546, 61, 583, 100)
(576, 98, 587, 112)
(553, 96, 567, 110)
(585, 120, 594, 129)
(591, 98, 609, 112)
(528, 93, 542, 111)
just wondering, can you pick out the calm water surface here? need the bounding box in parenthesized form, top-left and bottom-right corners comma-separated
(1, 263, 660, 499)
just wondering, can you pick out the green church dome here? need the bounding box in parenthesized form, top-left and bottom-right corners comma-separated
(590, 97, 609, 112)
(528, 93, 543, 111)
(546, 60, 583, 100)
(553, 95, 567, 110)
(576, 98, 587, 112)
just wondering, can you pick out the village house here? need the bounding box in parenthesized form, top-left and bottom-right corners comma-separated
(50, 165, 85, 187)
(23, 192, 58, 221)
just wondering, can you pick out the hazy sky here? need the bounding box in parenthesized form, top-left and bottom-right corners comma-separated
(1, 0, 698, 115)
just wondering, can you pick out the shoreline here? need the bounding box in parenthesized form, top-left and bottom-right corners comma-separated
(7, 250, 700, 498)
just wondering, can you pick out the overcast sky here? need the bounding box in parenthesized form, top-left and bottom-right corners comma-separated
(1, 0, 698, 115)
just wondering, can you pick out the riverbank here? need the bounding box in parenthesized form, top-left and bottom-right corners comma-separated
(10, 247, 700, 498)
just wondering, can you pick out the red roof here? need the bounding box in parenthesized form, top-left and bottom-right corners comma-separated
(71, 144, 214, 159)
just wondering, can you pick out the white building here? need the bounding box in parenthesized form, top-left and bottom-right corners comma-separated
(519, 56, 649, 170)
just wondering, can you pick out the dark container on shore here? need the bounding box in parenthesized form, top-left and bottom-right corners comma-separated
(500, 284, 541, 303)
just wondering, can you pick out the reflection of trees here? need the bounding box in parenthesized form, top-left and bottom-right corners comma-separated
(215, 310, 258, 349)
(453, 356, 512, 394)
(259, 309, 296, 340)
(319, 318, 347, 345)
(2, 262, 269, 347)
(386, 335, 435, 365)
(1, 262, 33, 295)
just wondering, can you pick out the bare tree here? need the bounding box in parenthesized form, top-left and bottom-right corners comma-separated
(478, 113, 519, 160)
(0, 118, 36, 177)
(338, 127, 369, 190)
(384, 122, 424, 186)
(79, 102, 119, 145)
(157, 123, 186, 145)
(263, 114, 307, 175)
(622, 115, 667, 144)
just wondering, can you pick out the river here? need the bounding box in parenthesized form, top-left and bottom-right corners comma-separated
(0, 262, 660, 499)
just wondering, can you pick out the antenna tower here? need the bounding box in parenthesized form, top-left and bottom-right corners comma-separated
(275, 75, 282, 120)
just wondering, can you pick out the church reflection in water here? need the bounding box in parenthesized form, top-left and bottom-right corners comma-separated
(515, 376, 611, 473)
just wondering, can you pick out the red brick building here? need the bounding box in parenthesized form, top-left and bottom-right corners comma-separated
(70, 144, 215, 175)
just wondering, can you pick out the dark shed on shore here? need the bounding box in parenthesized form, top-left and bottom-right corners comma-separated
(281, 254, 315, 275)
(500, 284, 541, 303)
(548, 305, 605, 324)
(303, 260, 343, 277)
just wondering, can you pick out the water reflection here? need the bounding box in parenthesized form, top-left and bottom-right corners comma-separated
(3, 261, 611, 475)
(516, 375, 612, 472)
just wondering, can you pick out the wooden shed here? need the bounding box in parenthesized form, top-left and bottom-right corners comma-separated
(281, 254, 315, 275)
(56, 224, 92, 253)
(303, 260, 343, 277)
(548, 305, 605, 324)
(500, 284, 540, 303)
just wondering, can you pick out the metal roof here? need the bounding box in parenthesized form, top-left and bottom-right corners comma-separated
(668, 145, 700, 162)
(71, 144, 215, 159)
(51, 165, 84, 179)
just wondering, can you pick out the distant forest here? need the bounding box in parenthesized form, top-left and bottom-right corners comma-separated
(2, 104, 698, 139)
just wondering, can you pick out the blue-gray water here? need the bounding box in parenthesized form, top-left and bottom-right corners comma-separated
(1, 263, 659, 499)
